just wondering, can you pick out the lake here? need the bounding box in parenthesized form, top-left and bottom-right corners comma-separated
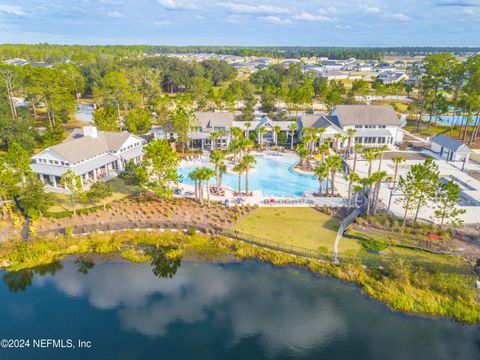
(1, 259, 478, 360)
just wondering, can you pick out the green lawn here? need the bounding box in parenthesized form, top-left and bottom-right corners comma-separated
(231, 207, 360, 253)
(48, 177, 138, 212)
(404, 120, 461, 138)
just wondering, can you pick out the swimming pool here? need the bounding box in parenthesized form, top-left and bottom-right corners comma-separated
(177, 155, 319, 197)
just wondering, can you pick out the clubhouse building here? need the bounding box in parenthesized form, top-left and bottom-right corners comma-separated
(30, 126, 145, 188)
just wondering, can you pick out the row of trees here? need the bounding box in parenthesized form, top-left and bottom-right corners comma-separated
(414, 53, 480, 144)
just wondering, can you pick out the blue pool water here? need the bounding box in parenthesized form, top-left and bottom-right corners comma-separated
(178, 156, 319, 197)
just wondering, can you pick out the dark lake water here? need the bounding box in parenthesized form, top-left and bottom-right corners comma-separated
(0, 259, 478, 360)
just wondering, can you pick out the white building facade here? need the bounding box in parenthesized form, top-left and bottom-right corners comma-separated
(31, 126, 146, 188)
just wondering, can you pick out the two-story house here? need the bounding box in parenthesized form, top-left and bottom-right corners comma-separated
(298, 105, 403, 149)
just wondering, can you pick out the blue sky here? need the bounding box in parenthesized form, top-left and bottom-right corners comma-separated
(0, 0, 479, 46)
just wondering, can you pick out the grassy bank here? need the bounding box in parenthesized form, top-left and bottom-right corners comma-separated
(0, 231, 478, 324)
(231, 207, 361, 253)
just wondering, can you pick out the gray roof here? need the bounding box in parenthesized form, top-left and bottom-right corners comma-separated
(300, 114, 344, 133)
(35, 129, 141, 163)
(194, 112, 235, 128)
(432, 134, 471, 153)
(333, 105, 400, 126)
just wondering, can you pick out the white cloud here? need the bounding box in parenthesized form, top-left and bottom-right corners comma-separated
(0, 4, 27, 16)
(157, 0, 199, 10)
(106, 11, 125, 18)
(260, 16, 292, 25)
(294, 12, 332, 22)
(221, 2, 290, 15)
(318, 7, 338, 15)
(364, 6, 381, 14)
(387, 12, 412, 21)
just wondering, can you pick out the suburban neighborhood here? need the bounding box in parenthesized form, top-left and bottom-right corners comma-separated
(0, 6, 480, 356)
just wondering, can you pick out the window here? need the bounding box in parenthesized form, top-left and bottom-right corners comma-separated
(365, 125, 377, 129)
(355, 125, 363, 129)
(378, 125, 386, 129)
(355, 137, 363, 143)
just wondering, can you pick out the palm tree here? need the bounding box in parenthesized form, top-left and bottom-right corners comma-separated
(314, 163, 329, 196)
(316, 127, 326, 146)
(388, 155, 405, 211)
(240, 154, 256, 195)
(370, 171, 389, 215)
(288, 122, 297, 150)
(325, 155, 343, 196)
(376, 145, 389, 172)
(232, 163, 244, 195)
(210, 150, 225, 189)
(318, 143, 330, 163)
(257, 127, 266, 147)
(345, 171, 360, 207)
(391, 155, 405, 189)
(353, 184, 363, 208)
(333, 133, 344, 153)
(188, 168, 200, 202)
(230, 126, 243, 140)
(245, 122, 251, 139)
(360, 176, 375, 214)
(202, 168, 216, 206)
(345, 128, 357, 156)
(297, 145, 311, 169)
(209, 131, 220, 150)
(352, 144, 363, 172)
(238, 137, 254, 158)
(218, 163, 227, 189)
(228, 139, 240, 164)
(272, 125, 281, 147)
(363, 148, 379, 177)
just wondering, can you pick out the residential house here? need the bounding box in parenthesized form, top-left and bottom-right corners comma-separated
(320, 70, 349, 80)
(152, 112, 235, 150)
(4, 58, 52, 68)
(320, 60, 344, 70)
(376, 71, 406, 84)
(375, 63, 397, 73)
(235, 116, 298, 146)
(331, 105, 403, 147)
(31, 126, 145, 188)
(299, 105, 403, 148)
(354, 64, 373, 72)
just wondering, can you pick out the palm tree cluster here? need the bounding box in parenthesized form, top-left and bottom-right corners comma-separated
(233, 154, 256, 196)
(343, 145, 395, 214)
(188, 167, 216, 206)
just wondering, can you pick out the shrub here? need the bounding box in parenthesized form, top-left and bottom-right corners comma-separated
(360, 235, 389, 251)
(186, 228, 197, 236)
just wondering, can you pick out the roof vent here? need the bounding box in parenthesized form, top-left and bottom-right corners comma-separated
(83, 126, 98, 138)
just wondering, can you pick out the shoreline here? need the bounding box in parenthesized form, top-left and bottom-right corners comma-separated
(1, 230, 478, 325)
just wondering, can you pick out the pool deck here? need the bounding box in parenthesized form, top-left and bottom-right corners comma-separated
(177, 150, 346, 208)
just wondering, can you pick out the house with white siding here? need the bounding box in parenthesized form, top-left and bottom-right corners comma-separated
(299, 105, 403, 148)
(31, 126, 146, 188)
